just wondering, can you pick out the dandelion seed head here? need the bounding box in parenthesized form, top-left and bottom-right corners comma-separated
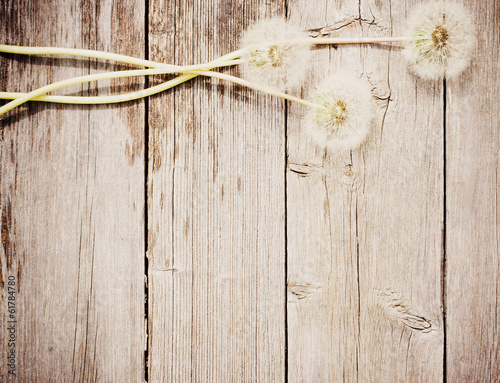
(241, 18, 311, 91)
(403, 1, 475, 80)
(304, 72, 373, 152)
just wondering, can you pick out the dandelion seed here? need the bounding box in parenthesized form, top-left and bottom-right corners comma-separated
(304, 72, 373, 152)
(241, 18, 312, 91)
(403, 1, 475, 80)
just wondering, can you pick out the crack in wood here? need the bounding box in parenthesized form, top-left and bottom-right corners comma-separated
(375, 288, 434, 333)
(306, 12, 389, 38)
(288, 162, 322, 177)
(288, 282, 320, 300)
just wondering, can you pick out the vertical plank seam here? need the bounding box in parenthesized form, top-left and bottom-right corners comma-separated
(495, 166, 499, 379)
(172, 0, 178, 382)
(442, 78, 447, 383)
(83, 231, 96, 381)
(171, 2, 177, 380)
(284, 99, 289, 383)
(355, 188, 360, 382)
(81, 8, 96, 380)
(191, 3, 197, 382)
(144, 0, 150, 381)
(356, 3, 362, 379)
(190, 4, 196, 382)
(284, 2, 289, 382)
(72, 222, 84, 381)
(494, 166, 499, 378)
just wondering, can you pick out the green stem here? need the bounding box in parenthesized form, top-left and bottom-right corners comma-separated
(0, 69, 321, 109)
(0, 36, 406, 67)
(0, 36, 405, 114)
(0, 61, 241, 115)
(1, 75, 198, 105)
(0, 44, 174, 68)
(0, 54, 243, 116)
(0, 44, 247, 69)
(187, 70, 320, 108)
(301, 36, 409, 44)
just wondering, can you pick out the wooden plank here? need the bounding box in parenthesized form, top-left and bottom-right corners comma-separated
(446, 0, 500, 380)
(147, 0, 286, 381)
(1, 0, 496, 381)
(0, 0, 145, 381)
(286, 0, 444, 381)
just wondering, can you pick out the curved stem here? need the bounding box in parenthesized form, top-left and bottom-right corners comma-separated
(0, 60, 240, 116)
(1, 75, 198, 105)
(0, 44, 247, 69)
(1, 70, 321, 109)
(1, 36, 406, 66)
(303, 36, 409, 45)
(0, 50, 246, 107)
(186, 70, 320, 108)
(0, 51, 244, 116)
(0, 47, 241, 112)
(0, 35, 404, 114)
(0, 44, 175, 69)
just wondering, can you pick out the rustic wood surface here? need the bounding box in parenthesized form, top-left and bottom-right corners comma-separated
(0, 0, 498, 382)
(147, 1, 286, 382)
(287, 1, 445, 381)
(0, 0, 146, 381)
(446, 0, 500, 381)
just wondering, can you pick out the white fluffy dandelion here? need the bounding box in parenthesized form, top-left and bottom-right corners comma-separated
(403, 1, 475, 80)
(304, 72, 373, 152)
(241, 18, 312, 91)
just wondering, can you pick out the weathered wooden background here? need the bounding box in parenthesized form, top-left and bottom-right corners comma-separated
(0, 0, 498, 381)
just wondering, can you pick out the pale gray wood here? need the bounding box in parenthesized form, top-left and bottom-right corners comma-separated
(446, 0, 500, 380)
(286, 4, 362, 381)
(147, 0, 286, 381)
(0, 0, 145, 381)
(287, 0, 444, 381)
(1, 0, 498, 381)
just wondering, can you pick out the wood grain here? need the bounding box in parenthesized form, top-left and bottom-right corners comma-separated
(0, 0, 498, 381)
(0, 0, 145, 381)
(147, 0, 286, 381)
(446, 0, 500, 380)
(287, 0, 444, 381)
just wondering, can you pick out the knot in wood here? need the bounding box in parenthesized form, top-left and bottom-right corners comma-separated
(339, 164, 360, 189)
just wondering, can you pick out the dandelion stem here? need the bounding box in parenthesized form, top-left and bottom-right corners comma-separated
(0, 48, 244, 116)
(0, 44, 246, 69)
(0, 60, 241, 116)
(0, 35, 405, 71)
(0, 35, 404, 114)
(1, 75, 198, 105)
(304, 36, 409, 45)
(0, 44, 176, 68)
(186, 71, 320, 108)
(0, 69, 320, 109)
